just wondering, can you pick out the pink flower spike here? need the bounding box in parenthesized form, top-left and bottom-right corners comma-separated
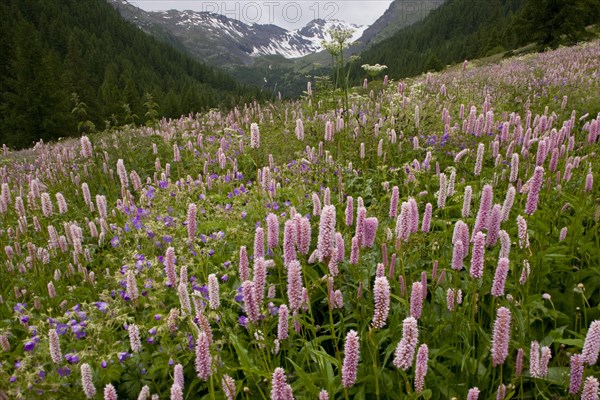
(312, 192, 322, 216)
(174, 363, 184, 390)
(414, 344, 429, 393)
(462, 186, 473, 218)
(372, 276, 390, 329)
(516, 216, 530, 249)
(336, 232, 345, 262)
(253, 258, 267, 306)
(278, 304, 289, 341)
(49, 329, 62, 364)
(254, 227, 265, 259)
(393, 317, 419, 370)
(491, 307, 511, 367)
(208, 274, 220, 310)
(195, 332, 212, 381)
(585, 173, 593, 192)
(342, 330, 360, 388)
(515, 348, 524, 376)
(81, 363, 96, 399)
(349, 236, 359, 265)
(267, 213, 280, 249)
(530, 341, 541, 378)
(525, 166, 544, 215)
(355, 206, 366, 246)
(410, 282, 423, 319)
(165, 247, 178, 287)
(581, 377, 599, 400)
(467, 388, 480, 400)
(222, 375, 236, 400)
(437, 173, 447, 209)
(317, 205, 336, 261)
(582, 320, 600, 365)
(271, 367, 294, 400)
(170, 384, 183, 400)
(242, 280, 260, 323)
(104, 384, 118, 400)
(287, 261, 303, 312)
(239, 246, 249, 281)
(128, 324, 142, 353)
(472, 185, 493, 237)
(486, 205, 502, 246)
(491, 258, 509, 297)
(283, 220, 297, 266)
(470, 232, 486, 279)
(569, 354, 584, 394)
(451, 241, 464, 271)
(421, 203, 432, 233)
(363, 217, 378, 248)
(408, 198, 419, 233)
(389, 186, 399, 218)
(539, 346, 552, 377)
(345, 196, 354, 226)
(187, 203, 197, 243)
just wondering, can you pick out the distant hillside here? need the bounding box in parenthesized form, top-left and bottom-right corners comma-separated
(356, 0, 523, 79)
(356, 0, 600, 80)
(0, 0, 265, 149)
(355, 0, 445, 48)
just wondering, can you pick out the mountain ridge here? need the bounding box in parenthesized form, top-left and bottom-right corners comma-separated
(108, 0, 366, 65)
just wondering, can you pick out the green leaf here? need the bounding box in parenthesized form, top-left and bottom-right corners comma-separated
(554, 338, 583, 347)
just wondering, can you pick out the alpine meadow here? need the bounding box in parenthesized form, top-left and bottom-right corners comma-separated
(1, 0, 600, 400)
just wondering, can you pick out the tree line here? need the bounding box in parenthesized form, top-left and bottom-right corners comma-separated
(0, 0, 267, 149)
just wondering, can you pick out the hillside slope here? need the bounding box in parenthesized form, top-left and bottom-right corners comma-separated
(0, 0, 264, 149)
(356, 0, 600, 80)
(356, 0, 523, 79)
(355, 0, 445, 48)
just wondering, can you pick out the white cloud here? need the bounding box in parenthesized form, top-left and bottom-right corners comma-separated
(132, 0, 394, 29)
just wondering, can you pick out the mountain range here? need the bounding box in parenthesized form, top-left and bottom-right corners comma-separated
(107, 0, 444, 67)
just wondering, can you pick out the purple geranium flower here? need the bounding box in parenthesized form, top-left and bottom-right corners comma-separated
(14, 303, 27, 314)
(56, 324, 68, 335)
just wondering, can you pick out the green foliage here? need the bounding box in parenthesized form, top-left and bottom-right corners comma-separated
(514, 0, 600, 48)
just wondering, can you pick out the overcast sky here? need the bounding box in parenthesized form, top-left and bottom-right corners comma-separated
(132, 1, 395, 29)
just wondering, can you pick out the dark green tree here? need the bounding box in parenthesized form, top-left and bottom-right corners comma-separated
(515, 0, 599, 48)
